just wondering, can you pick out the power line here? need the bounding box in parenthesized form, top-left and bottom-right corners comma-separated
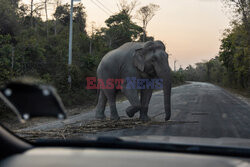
(95, 0, 114, 14)
(90, 0, 112, 15)
(89, 0, 111, 15)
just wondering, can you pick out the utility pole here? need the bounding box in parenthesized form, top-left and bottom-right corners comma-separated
(68, 0, 81, 88)
(89, 22, 94, 55)
(174, 59, 177, 72)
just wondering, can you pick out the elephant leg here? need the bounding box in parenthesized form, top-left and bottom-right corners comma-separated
(95, 90, 107, 120)
(140, 89, 153, 122)
(124, 89, 141, 118)
(103, 89, 120, 121)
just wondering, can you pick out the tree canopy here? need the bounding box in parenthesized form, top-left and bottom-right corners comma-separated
(0, 0, 147, 106)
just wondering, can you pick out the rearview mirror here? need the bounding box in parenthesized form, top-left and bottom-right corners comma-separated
(0, 81, 67, 122)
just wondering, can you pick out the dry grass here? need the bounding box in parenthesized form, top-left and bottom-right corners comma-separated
(14, 118, 199, 142)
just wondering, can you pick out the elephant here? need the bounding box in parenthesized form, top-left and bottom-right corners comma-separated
(94, 40, 171, 122)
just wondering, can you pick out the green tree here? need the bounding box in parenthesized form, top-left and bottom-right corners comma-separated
(103, 9, 143, 49)
(219, 23, 250, 88)
(0, 0, 20, 35)
(136, 3, 160, 42)
(0, 35, 14, 84)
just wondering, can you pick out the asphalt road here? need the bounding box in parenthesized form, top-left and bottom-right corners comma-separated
(86, 82, 250, 138)
(22, 82, 250, 139)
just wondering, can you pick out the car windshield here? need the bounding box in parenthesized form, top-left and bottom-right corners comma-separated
(0, 0, 250, 147)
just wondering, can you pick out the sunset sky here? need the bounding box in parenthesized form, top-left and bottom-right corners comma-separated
(23, 0, 232, 69)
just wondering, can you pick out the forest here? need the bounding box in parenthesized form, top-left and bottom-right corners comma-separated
(0, 0, 249, 110)
(170, 0, 250, 96)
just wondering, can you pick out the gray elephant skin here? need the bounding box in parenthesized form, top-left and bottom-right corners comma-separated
(95, 40, 172, 122)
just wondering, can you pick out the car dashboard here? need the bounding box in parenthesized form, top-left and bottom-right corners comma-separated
(1, 147, 250, 167)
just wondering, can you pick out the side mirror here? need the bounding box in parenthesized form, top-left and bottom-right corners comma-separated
(0, 82, 67, 122)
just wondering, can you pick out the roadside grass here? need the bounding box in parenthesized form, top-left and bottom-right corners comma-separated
(219, 86, 250, 104)
(225, 87, 250, 98)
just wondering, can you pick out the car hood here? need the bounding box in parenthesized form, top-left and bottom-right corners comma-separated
(119, 135, 250, 148)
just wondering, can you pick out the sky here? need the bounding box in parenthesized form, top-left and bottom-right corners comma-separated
(23, 0, 231, 69)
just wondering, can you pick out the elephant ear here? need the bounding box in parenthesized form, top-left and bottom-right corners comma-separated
(133, 41, 160, 72)
(133, 48, 145, 72)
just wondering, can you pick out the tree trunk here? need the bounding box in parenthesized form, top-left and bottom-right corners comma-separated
(142, 20, 147, 42)
(89, 39, 92, 54)
(143, 29, 146, 42)
(45, 0, 49, 38)
(54, 0, 60, 35)
(30, 0, 34, 27)
(54, 19, 57, 35)
(11, 47, 14, 70)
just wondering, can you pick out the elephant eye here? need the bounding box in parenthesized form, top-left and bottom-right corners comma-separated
(151, 57, 156, 62)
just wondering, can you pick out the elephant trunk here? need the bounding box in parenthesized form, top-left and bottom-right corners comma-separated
(157, 66, 172, 121)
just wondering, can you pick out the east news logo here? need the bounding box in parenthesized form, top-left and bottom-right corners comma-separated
(86, 77, 163, 89)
